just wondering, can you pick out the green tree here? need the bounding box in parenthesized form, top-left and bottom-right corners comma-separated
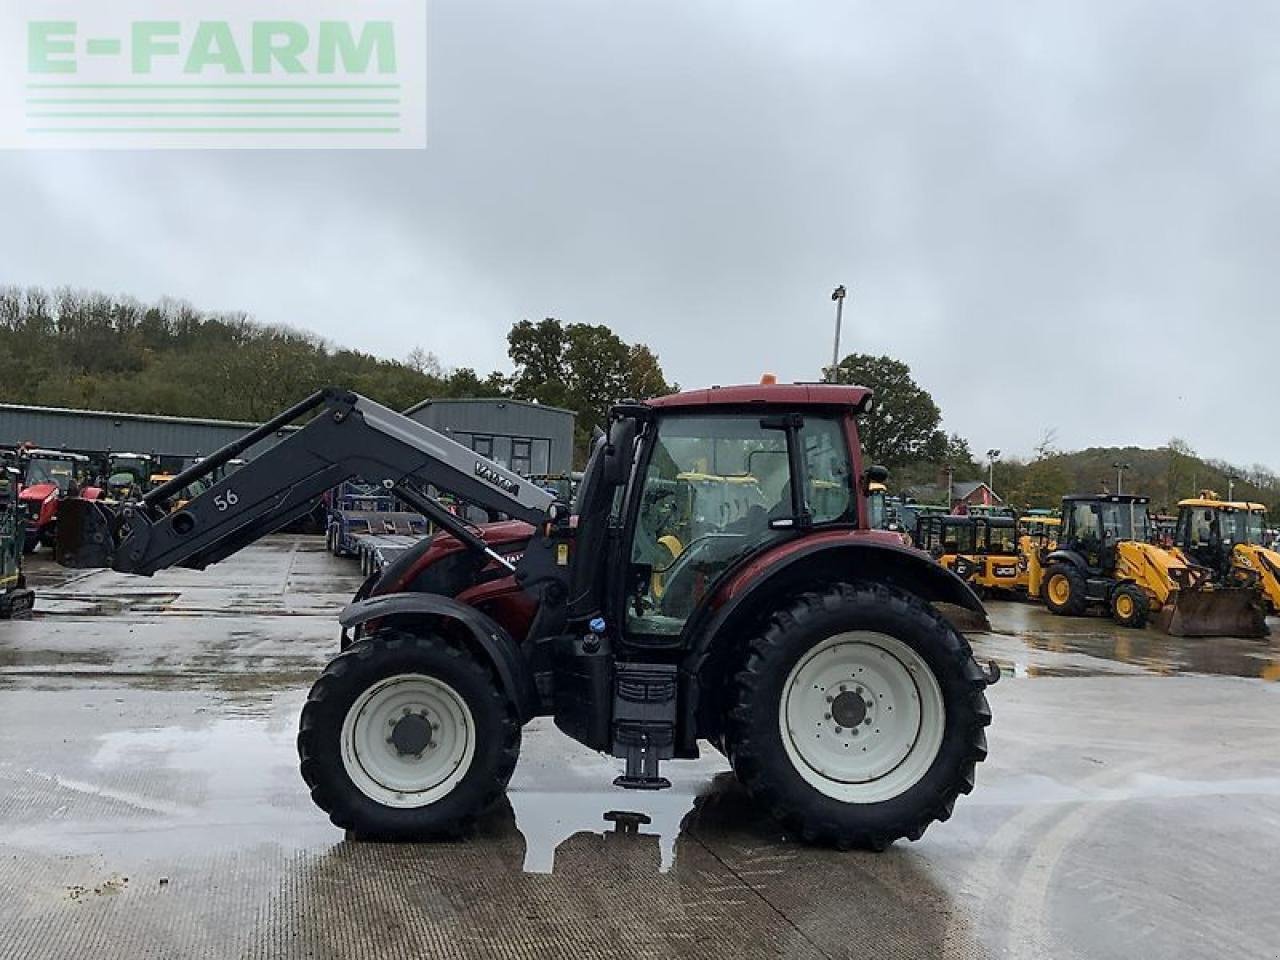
(508, 317, 674, 460)
(829, 353, 943, 469)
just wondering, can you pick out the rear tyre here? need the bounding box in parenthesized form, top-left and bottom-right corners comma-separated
(298, 630, 520, 839)
(724, 583, 991, 850)
(1043, 564, 1088, 616)
(1109, 582, 1150, 629)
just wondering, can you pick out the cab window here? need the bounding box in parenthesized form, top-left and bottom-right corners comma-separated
(624, 413, 852, 639)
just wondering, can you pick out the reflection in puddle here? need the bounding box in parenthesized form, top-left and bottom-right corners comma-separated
(981, 601, 1280, 681)
(509, 786, 711, 873)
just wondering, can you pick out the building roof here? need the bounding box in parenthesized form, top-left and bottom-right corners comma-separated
(0, 401, 282, 431)
(402, 396, 575, 418)
(951, 480, 1004, 503)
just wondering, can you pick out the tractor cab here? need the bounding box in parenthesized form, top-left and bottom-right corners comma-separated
(1175, 494, 1266, 575)
(20, 449, 90, 497)
(1057, 494, 1151, 574)
(1174, 494, 1280, 613)
(915, 514, 1022, 593)
(1016, 513, 1060, 547)
(606, 395, 865, 642)
(18, 450, 95, 551)
(915, 515, 977, 563)
(104, 452, 155, 500)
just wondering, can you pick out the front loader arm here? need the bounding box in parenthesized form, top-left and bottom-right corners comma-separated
(58, 388, 556, 576)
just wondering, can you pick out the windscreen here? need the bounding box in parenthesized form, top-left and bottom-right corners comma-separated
(26, 458, 74, 494)
(1099, 502, 1150, 541)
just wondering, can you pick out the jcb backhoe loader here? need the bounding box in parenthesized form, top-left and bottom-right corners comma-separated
(55, 383, 996, 849)
(1174, 493, 1280, 615)
(915, 514, 1024, 596)
(1036, 494, 1267, 637)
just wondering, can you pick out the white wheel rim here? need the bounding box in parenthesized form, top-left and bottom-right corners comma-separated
(340, 673, 475, 808)
(779, 631, 945, 804)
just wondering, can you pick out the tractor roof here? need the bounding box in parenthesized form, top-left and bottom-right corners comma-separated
(1062, 493, 1150, 505)
(647, 382, 873, 411)
(24, 449, 89, 461)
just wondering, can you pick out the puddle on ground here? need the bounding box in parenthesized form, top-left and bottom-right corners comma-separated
(980, 601, 1280, 681)
(4, 712, 751, 877)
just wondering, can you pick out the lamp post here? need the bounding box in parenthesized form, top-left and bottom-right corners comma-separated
(1112, 461, 1130, 495)
(986, 449, 1000, 503)
(1228, 473, 1239, 500)
(828, 285, 848, 381)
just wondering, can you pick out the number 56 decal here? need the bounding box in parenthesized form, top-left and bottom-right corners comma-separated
(213, 489, 240, 512)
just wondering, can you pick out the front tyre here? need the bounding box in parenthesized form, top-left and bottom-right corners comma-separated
(1109, 582, 1150, 629)
(298, 631, 520, 839)
(725, 583, 991, 850)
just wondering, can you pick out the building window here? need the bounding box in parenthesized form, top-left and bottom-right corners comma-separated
(511, 439, 532, 476)
(472, 435, 494, 459)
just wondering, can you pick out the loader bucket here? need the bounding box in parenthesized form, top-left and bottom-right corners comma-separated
(1154, 587, 1269, 639)
(55, 498, 119, 569)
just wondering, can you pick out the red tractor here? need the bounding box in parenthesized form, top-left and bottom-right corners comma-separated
(17, 448, 100, 553)
(59, 384, 994, 849)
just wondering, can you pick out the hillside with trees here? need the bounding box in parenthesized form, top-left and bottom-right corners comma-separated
(0, 286, 673, 463)
(830, 351, 1280, 515)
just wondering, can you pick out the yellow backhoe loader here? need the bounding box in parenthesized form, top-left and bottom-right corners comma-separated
(1174, 493, 1280, 615)
(1036, 494, 1267, 637)
(915, 514, 1024, 596)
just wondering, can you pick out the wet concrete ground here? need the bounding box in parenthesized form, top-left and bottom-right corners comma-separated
(2, 536, 1278, 959)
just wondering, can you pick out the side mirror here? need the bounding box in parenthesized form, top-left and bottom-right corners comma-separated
(603, 418, 638, 486)
(860, 465, 890, 496)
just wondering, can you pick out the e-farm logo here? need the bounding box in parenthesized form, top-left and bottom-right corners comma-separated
(0, 1, 426, 149)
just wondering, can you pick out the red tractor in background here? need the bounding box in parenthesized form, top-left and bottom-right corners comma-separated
(58, 382, 996, 850)
(17, 448, 101, 553)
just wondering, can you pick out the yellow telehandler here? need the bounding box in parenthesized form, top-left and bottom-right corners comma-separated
(1033, 494, 1268, 636)
(1174, 493, 1280, 615)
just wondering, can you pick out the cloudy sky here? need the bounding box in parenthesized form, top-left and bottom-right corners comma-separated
(2, 0, 1278, 470)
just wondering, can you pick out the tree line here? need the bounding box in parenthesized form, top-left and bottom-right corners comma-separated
(2, 284, 1271, 504)
(0, 287, 674, 464)
(830, 351, 1280, 514)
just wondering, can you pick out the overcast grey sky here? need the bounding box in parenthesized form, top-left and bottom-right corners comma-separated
(2, 0, 1278, 470)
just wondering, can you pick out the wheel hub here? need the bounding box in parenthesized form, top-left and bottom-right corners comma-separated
(340, 673, 475, 809)
(388, 711, 434, 757)
(779, 631, 946, 803)
(830, 690, 869, 729)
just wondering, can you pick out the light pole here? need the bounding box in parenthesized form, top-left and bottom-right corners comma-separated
(986, 449, 1000, 502)
(828, 285, 847, 381)
(1228, 473, 1239, 500)
(1112, 461, 1130, 495)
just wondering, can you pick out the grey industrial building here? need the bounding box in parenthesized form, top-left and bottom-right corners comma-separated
(404, 397, 576, 477)
(0, 396, 576, 478)
(0, 402, 293, 467)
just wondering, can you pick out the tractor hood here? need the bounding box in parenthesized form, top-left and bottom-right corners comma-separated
(19, 483, 57, 503)
(435, 519, 535, 551)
